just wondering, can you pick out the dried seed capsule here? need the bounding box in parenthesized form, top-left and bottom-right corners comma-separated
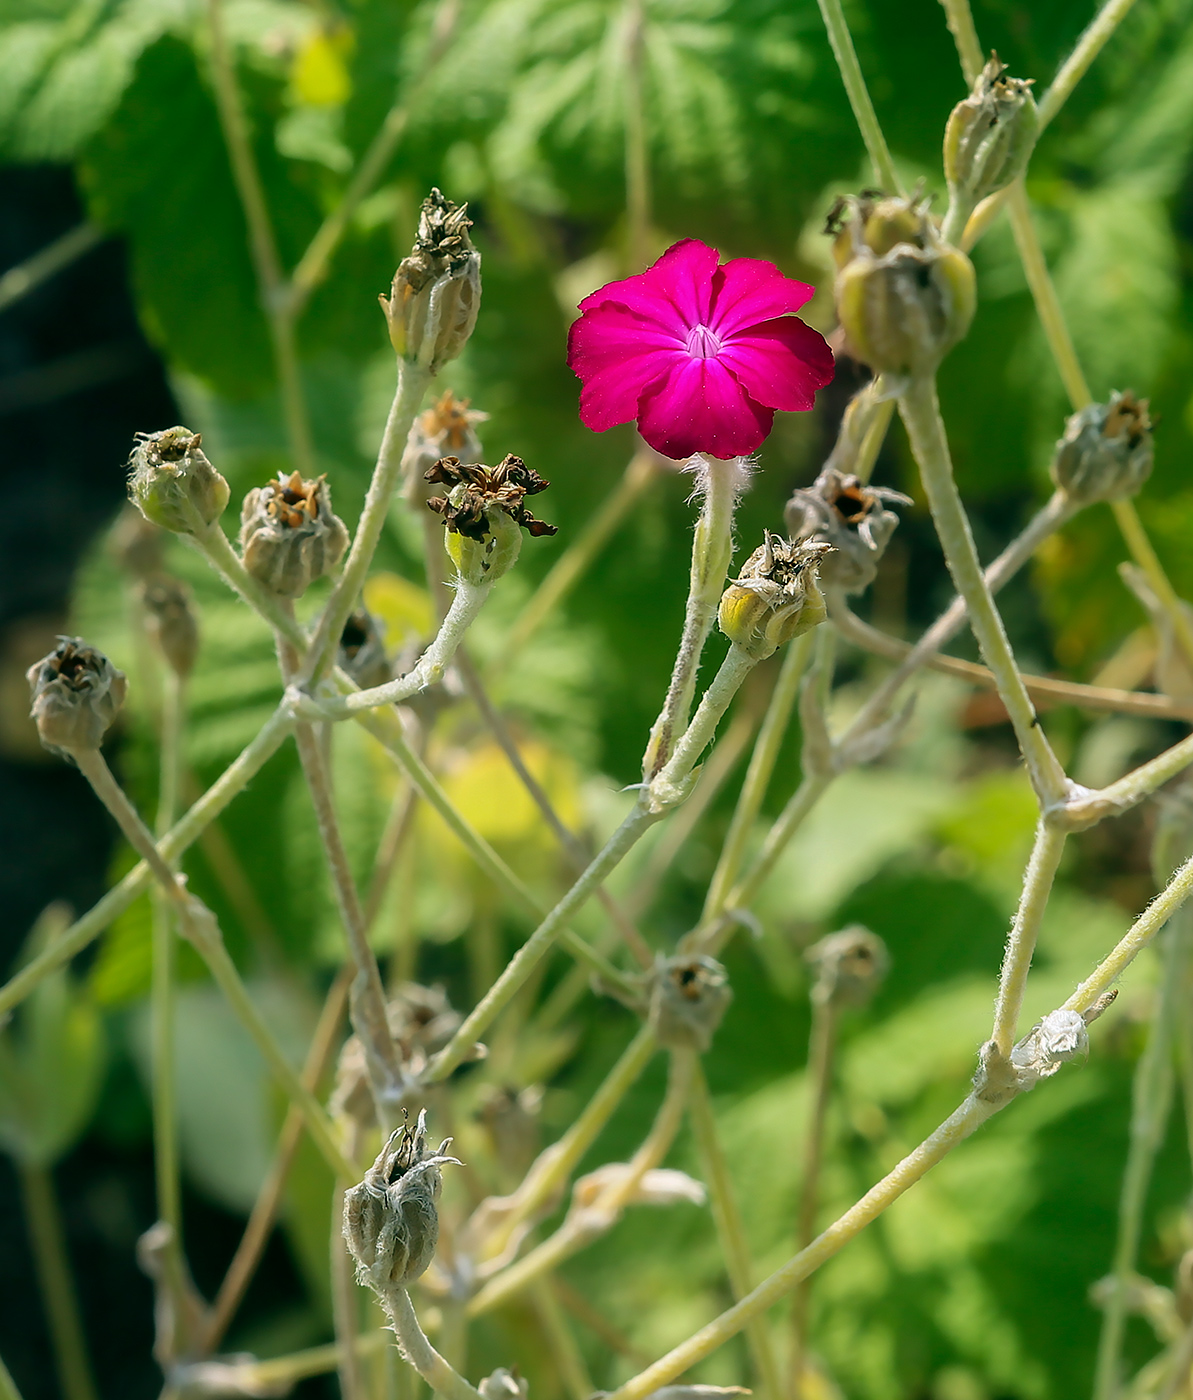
(943, 54, 1038, 211)
(128, 427, 230, 535)
(479, 1371, 529, 1400)
(805, 925, 889, 1008)
(239, 471, 350, 599)
(338, 609, 391, 690)
(27, 637, 127, 757)
(140, 574, 200, 679)
(786, 469, 912, 595)
(403, 391, 489, 484)
(425, 454, 557, 586)
(380, 189, 482, 373)
(833, 194, 976, 376)
(342, 1109, 460, 1291)
(718, 533, 832, 660)
(648, 953, 732, 1052)
(1050, 390, 1153, 504)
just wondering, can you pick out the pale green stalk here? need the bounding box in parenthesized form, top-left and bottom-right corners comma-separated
(19, 1163, 98, 1400)
(0, 704, 295, 1018)
(330, 1179, 366, 1400)
(703, 633, 815, 923)
(1064, 731, 1193, 831)
(1037, 0, 1140, 132)
(1093, 911, 1189, 1400)
(383, 1288, 483, 1400)
(530, 1279, 595, 1400)
(192, 523, 307, 647)
(0, 223, 102, 313)
(815, 0, 901, 193)
(938, 0, 982, 80)
(899, 375, 1070, 808)
(0, 1353, 22, 1400)
(688, 1064, 784, 1400)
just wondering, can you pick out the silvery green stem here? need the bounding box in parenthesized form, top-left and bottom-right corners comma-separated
(938, 0, 982, 79)
(1037, 0, 1140, 132)
(643, 456, 739, 779)
(0, 1351, 22, 1400)
(1064, 732, 1193, 831)
(383, 1288, 483, 1400)
(1093, 913, 1189, 1400)
(815, 0, 901, 193)
(302, 359, 432, 684)
(193, 522, 307, 648)
(899, 375, 1070, 809)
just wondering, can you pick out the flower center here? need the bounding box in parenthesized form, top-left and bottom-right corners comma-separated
(684, 324, 723, 359)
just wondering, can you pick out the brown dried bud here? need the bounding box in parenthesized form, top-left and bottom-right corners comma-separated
(342, 1109, 460, 1291)
(648, 953, 732, 1052)
(239, 471, 350, 598)
(27, 637, 127, 757)
(718, 533, 832, 659)
(128, 427, 230, 535)
(787, 468, 912, 594)
(403, 391, 489, 486)
(380, 189, 481, 372)
(140, 574, 200, 678)
(806, 925, 889, 1009)
(425, 455, 557, 586)
(943, 54, 1038, 210)
(1050, 391, 1153, 504)
(337, 609, 391, 690)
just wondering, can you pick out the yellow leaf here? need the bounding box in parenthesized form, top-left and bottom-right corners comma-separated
(291, 27, 354, 108)
(364, 572, 434, 647)
(436, 738, 581, 850)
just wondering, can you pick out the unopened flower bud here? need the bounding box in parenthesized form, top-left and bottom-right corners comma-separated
(833, 194, 976, 375)
(648, 953, 732, 1052)
(27, 637, 127, 757)
(806, 925, 889, 1008)
(338, 609, 391, 690)
(425, 455, 557, 586)
(479, 1371, 529, 1400)
(239, 471, 350, 598)
(787, 469, 912, 594)
(343, 1109, 460, 1291)
(128, 427, 230, 535)
(943, 55, 1038, 211)
(718, 533, 832, 659)
(380, 189, 481, 372)
(140, 574, 200, 678)
(1050, 390, 1153, 504)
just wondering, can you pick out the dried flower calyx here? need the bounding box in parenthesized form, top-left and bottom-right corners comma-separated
(381, 189, 481, 372)
(343, 1108, 460, 1292)
(648, 953, 733, 1052)
(787, 468, 912, 595)
(405, 391, 489, 480)
(128, 427, 230, 535)
(1050, 390, 1153, 504)
(805, 925, 889, 1009)
(718, 533, 832, 659)
(332, 986, 461, 1126)
(944, 54, 1037, 212)
(239, 471, 350, 599)
(27, 637, 127, 757)
(140, 574, 200, 678)
(338, 609, 391, 690)
(426, 455, 557, 587)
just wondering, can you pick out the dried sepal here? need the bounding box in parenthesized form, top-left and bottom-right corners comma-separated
(426, 454, 557, 585)
(787, 468, 912, 594)
(1050, 390, 1154, 505)
(128, 427, 231, 536)
(648, 953, 733, 1052)
(239, 471, 350, 599)
(479, 1370, 529, 1400)
(26, 637, 127, 757)
(403, 391, 489, 485)
(718, 533, 832, 659)
(572, 1165, 706, 1211)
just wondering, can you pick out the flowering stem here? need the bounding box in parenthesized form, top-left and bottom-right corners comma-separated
(814, 0, 901, 194)
(703, 633, 815, 923)
(1093, 911, 1188, 1400)
(1037, 0, 1140, 132)
(899, 375, 1070, 809)
(644, 456, 738, 778)
(382, 1287, 483, 1400)
(687, 1063, 785, 1400)
(192, 522, 307, 648)
(937, 0, 982, 81)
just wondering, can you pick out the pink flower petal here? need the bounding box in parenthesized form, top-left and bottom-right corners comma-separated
(636, 355, 773, 460)
(717, 317, 835, 412)
(567, 303, 684, 432)
(579, 240, 720, 333)
(707, 258, 816, 338)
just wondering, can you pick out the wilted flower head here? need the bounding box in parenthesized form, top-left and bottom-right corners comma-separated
(140, 574, 200, 678)
(649, 953, 733, 1051)
(567, 239, 834, 461)
(128, 427, 230, 535)
(342, 1109, 460, 1291)
(718, 533, 833, 659)
(239, 471, 350, 598)
(404, 391, 489, 484)
(380, 189, 481, 372)
(337, 608, 391, 690)
(1051, 390, 1153, 504)
(805, 925, 889, 1008)
(27, 637, 127, 757)
(332, 986, 461, 1126)
(426, 455, 557, 586)
(944, 54, 1038, 210)
(787, 467, 912, 594)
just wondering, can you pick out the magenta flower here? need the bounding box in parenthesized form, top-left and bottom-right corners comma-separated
(567, 239, 835, 461)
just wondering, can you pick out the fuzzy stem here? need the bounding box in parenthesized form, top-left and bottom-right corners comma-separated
(192, 523, 307, 647)
(19, 1163, 98, 1400)
(0, 1353, 22, 1400)
(1065, 731, 1193, 830)
(815, 0, 901, 193)
(331, 1174, 366, 1400)
(1093, 912, 1189, 1400)
(937, 0, 982, 81)
(703, 633, 815, 923)
(899, 375, 1070, 808)
(382, 1288, 483, 1400)
(688, 1064, 784, 1400)
(643, 457, 739, 778)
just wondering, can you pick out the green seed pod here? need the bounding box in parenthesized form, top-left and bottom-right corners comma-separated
(1050, 391, 1153, 505)
(27, 637, 127, 757)
(342, 1110, 460, 1291)
(140, 574, 200, 679)
(239, 471, 350, 599)
(944, 55, 1038, 210)
(380, 189, 482, 373)
(648, 953, 732, 1052)
(128, 427, 230, 535)
(787, 469, 912, 595)
(718, 533, 832, 660)
(425, 454, 557, 587)
(833, 194, 976, 375)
